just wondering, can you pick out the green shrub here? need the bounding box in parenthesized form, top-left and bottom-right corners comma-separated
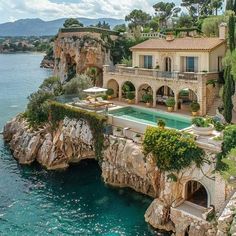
(126, 92, 135, 100)
(63, 75, 93, 96)
(26, 90, 55, 126)
(142, 93, 153, 103)
(222, 125, 236, 155)
(106, 88, 114, 96)
(190, 101, 200, 112)
(143, 127, 204, 172)
(121, 57, 132, 67)
(192, 117, 210, 127)
(40, 76, 63, 96)
(49, 101, 107, 161)
(165, 97, 175, 107)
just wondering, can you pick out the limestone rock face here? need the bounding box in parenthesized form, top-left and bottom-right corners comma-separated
(3, 116, 95, 169)
(102, 136, 161, 198)
(53, 31, 115, 83)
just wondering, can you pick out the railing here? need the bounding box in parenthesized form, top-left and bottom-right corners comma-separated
(104, 65, 219, 82)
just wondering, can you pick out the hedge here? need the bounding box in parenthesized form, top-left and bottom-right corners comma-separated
(49, 101, 107, 161)
(60, 27, 120, 36)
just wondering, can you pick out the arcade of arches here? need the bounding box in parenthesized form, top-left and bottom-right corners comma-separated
(106, 79, 198, 114)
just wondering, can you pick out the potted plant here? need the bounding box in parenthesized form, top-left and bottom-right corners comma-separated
(190, 101, 200, 116)
(126, 92, 135, 104)
(192, 117, 214, 136)
(142, 93, 153, 107)
(106, 88, 114, 99)
(165, 97, 175, 112)
(157, 119, 166, 129)
(133, 133, 142, 143)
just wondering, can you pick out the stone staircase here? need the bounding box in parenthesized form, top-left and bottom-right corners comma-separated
(207, 97, 222, 116)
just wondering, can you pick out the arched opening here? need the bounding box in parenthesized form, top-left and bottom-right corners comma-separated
(107, 79, 119, 99)
(65, 54, 77, 81)
(138, 84, 153, 105)
(156, 86, 174, 108)
(165, 57, 172, 72)
(185, 180, 208, 208)
(177, 88, 198, 113)
(122, 81, 136, 101)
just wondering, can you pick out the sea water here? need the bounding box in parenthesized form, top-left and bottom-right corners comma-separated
(0, 54, 163, 235)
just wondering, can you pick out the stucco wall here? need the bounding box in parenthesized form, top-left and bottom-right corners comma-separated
(209, 44, 226, 72)
(132, 45, 226, 73)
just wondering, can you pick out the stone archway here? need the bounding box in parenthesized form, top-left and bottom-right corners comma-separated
(185, 180, 208, 208)
(177, 88, 198, 112)
(121, 81, 136, 101)
(156, 85, 175, 107)
(107, 79, 119, 98)
(138, 83, 153, 104)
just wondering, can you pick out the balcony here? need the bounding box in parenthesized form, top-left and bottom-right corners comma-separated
(104, 64, 219, 82)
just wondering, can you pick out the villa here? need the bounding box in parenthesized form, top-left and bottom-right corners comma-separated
(103, 23, 227, 116)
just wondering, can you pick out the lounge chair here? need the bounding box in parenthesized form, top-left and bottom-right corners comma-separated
(96, 97, 113, 106)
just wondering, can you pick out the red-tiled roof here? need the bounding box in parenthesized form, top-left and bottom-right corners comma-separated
(130, 37, 226, 51)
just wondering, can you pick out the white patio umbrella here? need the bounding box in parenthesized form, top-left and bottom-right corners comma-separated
(83, 87, 107, 94)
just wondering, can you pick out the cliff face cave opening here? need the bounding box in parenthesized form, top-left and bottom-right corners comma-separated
(185, 180, 208, 208)
(65, 54, 77, 81)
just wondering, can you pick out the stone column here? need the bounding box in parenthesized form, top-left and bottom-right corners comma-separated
(174, 92, 178, 111)
(118, 84, 122, 101)
(198, 74, 207, 116)
(153, 91, 157, 108)
(135, 89, 139, 104)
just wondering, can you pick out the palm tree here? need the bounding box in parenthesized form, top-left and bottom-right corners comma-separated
(87, 67, 98, 86)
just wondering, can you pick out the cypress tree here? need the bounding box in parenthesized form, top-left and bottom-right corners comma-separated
(223, 65, 234, 123)
(226, 0, 234, 11)
(229, 14, 235, 52)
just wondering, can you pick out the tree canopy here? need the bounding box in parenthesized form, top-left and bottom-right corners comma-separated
(63, 18, 83, 28)
(125, 9, 151, 28)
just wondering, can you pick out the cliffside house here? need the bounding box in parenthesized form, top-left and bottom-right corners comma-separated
(103, 23, 227, 115)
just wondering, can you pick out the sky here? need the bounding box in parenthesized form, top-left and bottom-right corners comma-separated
(0, 0, 181, 24)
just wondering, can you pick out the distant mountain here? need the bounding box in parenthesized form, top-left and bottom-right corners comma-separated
(0, 18, 125, 37)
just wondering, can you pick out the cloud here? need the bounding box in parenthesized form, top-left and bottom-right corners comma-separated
(0, 0, 180, 23)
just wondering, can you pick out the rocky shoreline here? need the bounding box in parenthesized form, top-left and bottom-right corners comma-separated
(3, 115, 236, 236)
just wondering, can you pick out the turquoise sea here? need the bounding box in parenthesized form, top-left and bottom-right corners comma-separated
(0, 54, 162, 235)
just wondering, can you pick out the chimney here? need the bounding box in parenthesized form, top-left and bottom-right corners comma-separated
(219, 23, 227, 40)
(166, 33, 175, 42)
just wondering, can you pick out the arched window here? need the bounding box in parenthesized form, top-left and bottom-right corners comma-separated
(165, 57, 172, 72)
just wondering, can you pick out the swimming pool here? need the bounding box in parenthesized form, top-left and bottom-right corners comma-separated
(109, 106, 191, 130)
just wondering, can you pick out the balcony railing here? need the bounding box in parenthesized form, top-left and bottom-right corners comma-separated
(104, 65, 219, 82)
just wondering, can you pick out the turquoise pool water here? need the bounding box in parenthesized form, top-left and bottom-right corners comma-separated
(109, 107, 191, 130)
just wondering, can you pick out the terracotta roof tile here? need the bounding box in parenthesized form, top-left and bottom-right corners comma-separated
(130, 37, 226, 51)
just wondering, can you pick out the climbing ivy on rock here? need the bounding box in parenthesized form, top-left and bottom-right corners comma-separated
(49, 101, 107, 162)
(143, 127, 204, 172)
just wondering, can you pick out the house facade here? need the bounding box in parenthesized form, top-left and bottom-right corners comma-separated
(103, 24, 227, 115)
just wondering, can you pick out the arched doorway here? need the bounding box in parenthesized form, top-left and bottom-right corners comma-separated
(177, 88, 198, 112)
(122, 81, 136, 101)
(138, 84, 153, 105)
(156, 86, 174, 107)
(107, 79, 119, 99)
(185, 180, 208, 208)
(165, 57, 172, 72)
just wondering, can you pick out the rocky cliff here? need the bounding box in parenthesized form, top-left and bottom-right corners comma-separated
(3, 116, 159, 198)
(53, 30, 117, 83)
(3, 116, 231, 236)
